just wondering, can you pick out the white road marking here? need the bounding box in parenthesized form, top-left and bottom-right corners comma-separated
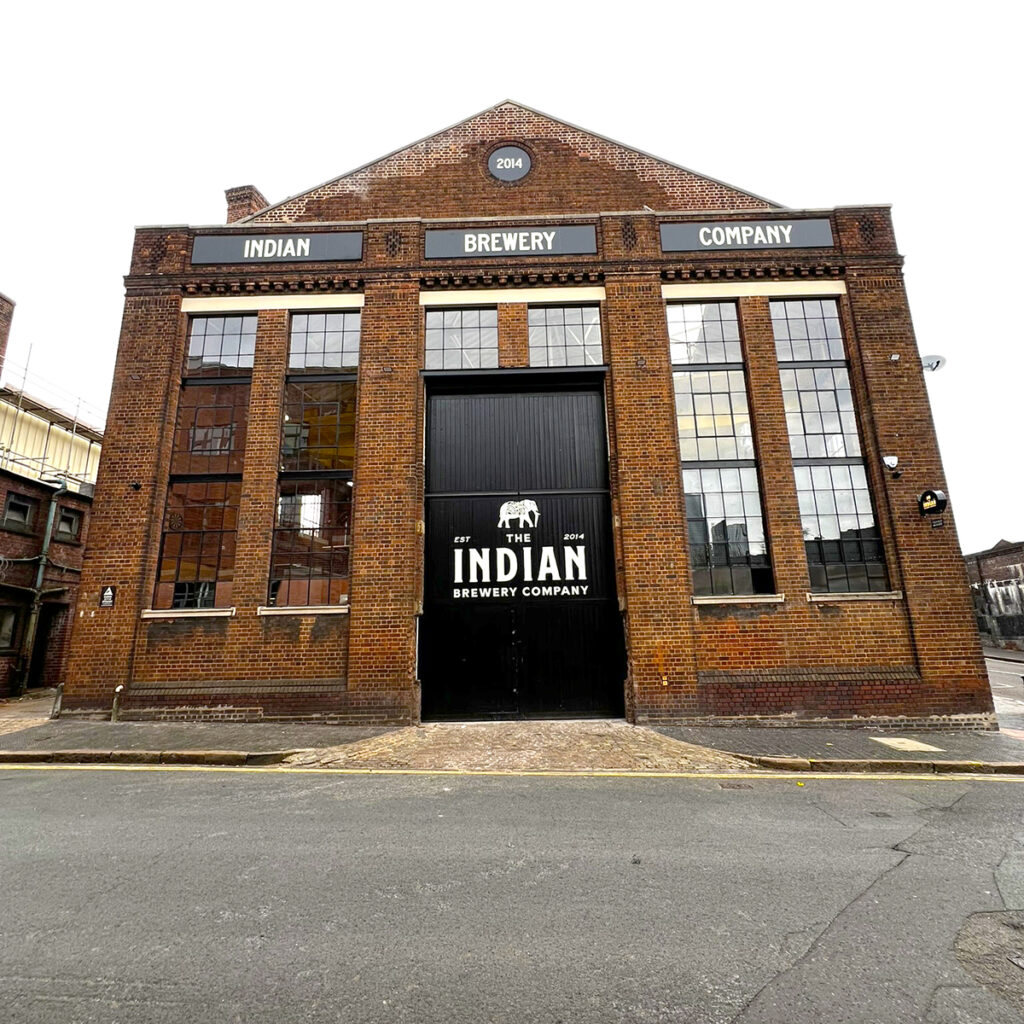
(869, 736, 945, 752)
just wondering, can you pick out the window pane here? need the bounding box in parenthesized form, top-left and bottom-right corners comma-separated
(793, 462, 889, 593)
(666, 302, 742, 365)
(682, 467, 774, 596)
(421, 307, 499, 371)
(281, 380, 356, 472)
(186, 316, 257, 377)
(269, 478, 352, 606)
(527, 306, 603, 367)
(673, 369, 756, 461)
(171, 383, 250, 475)
(154, 481, 241, 608)
(288, 311, 360, 373)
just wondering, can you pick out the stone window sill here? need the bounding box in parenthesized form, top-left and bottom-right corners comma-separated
(693, 594, 785, 605)
(256, 604, 349, 616)
(806, 591, 903, 603)
(141, 607, 237, 619)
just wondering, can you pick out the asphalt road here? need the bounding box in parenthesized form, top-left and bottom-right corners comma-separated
(2, 768, 1023, 1024)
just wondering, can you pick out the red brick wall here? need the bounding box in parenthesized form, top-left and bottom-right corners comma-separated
(61, 127, 992, 726)
(252, 102, 774, 224)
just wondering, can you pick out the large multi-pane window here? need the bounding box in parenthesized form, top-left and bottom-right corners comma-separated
(528, 306, 603, 366)
(771, 299, 889, 592)
(154, 316, 252, 608)
(268, 313, 359, 606)
(154, 480, 241, 609)
(424, 308, 498, 369)
(668, 302, 774, 596)
(270, 478, 352, 607)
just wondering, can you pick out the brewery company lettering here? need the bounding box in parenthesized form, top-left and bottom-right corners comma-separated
(451, 540, 589, 599)
(424, 224, 597, 259)
(659, 218, 834, 252)
(464, 230, 556, 254)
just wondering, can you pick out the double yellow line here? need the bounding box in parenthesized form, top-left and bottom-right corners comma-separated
(3, 763, 1024, 782)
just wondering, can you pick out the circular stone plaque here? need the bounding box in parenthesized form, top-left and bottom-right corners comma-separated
(487, 145, 532, 182)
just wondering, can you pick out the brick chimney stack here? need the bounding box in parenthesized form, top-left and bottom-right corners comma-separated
(225, 185, 268, 224)
(0, 292, 14, 378)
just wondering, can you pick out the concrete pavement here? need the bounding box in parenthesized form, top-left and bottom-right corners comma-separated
(1, 650, 1022, 773)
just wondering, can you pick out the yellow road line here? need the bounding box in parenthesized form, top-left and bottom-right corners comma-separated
(1, 763, 1023, 782)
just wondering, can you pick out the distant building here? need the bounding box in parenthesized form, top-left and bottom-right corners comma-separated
(965, 540, 1024, 650)
(0, 292, 103, 696)
(965, 539, 1024, 585)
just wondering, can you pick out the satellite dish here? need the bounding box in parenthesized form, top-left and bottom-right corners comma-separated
(921, 354, 946, 372)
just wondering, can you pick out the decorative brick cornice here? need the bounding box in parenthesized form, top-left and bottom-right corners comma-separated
(181, 276, 364, 297)
(661, 264, 846, 282)
(420, 270, 603, 290)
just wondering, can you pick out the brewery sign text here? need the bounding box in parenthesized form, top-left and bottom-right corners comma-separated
(425, 225, 597, 259)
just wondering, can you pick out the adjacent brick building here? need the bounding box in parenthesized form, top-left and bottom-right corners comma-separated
(0, 294, 102, 696)
(62, 101, 993, 727)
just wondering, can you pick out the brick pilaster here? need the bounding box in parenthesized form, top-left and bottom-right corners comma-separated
(738, 296, 810, 598)
(231, 310, 287, 608)
(605, 273, 698, 720)
(498, 303, 528, 367)
(346, 278, 421, 715)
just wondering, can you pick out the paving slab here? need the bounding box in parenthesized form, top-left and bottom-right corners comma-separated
(0, 713, 390, 754)
(654, 724, 1024, 764)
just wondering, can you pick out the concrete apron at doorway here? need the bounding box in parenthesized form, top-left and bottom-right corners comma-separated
(285, 720, 751, 773)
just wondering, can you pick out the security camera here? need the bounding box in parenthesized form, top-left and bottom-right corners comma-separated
(882, 456, 899, 470)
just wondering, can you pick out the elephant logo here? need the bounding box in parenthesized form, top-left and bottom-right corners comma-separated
(498, 499, 540, 529)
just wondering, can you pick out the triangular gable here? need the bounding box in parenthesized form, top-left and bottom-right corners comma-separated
(248, 100, 779, 224)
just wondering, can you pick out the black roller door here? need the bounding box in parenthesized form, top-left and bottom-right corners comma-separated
(420, 378, 626, 719)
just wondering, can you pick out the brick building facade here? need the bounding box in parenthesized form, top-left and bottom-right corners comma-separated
(62, 101, 993, 727)
(0, 293, 100, 697)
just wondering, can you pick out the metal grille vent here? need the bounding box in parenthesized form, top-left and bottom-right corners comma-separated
(621, 218, 638, 250)
(858, 218, 877, 243)
(385, 230, 403, 258)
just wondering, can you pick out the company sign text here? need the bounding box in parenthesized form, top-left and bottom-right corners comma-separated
(660, 219, 834, 252)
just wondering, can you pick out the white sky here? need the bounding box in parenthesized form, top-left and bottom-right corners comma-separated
(0, 1, 1019, 553)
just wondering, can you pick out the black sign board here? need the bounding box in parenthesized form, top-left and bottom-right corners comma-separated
(191, 232, 363, 265)
(660, 218, 834, 252)
(917, 490, 948, 516)
(424, 225, 597, 259)
(99, 585, 116, 608)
